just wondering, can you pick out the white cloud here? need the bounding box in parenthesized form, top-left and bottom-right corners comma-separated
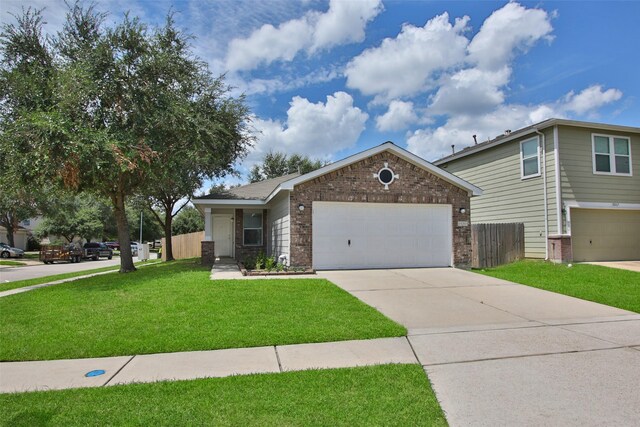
(250, 91, 368, 160)
(407, 84, 623, 161)
(226, 17, 313, 72)
(225, 0, 383, 71)
(562, 85, 623, 115)
(407, 103, 560, 161)
(375, 100, 419, 131)
(467, 2, 554, 70)
(344, 12, 470, 101)
(428, 66, 511, 115)
(311, 0, 383, 52)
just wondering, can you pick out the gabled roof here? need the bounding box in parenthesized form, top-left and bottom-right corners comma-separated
(434, 118, 640, 165)
(270, 141, 481, 198)
(194, 141, 482, 208)
(195, 173, 300, 201)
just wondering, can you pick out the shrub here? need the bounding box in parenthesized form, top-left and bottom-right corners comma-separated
(265, 256, 275, 271)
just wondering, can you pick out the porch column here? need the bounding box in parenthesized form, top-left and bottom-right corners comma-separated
(204, 208, 212, 241)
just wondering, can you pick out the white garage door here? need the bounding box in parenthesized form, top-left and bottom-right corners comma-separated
(312, 202, 452, 270)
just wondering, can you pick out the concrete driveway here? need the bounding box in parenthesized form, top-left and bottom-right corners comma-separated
(319, 268, 640, 426)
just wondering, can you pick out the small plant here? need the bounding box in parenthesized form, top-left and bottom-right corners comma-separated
(243, 256, 257, 270)
(275, 262, 284, 272)
(255, 251, 267, 269)
(265, 256, 275, 271)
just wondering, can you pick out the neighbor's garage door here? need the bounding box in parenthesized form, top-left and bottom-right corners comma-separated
(312, 202, 452, 270)
(571, 208, 640, 262)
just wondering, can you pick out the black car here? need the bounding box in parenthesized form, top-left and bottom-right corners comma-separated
(83, 242, 113, 260)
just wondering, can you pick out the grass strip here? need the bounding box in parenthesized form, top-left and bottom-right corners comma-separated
(0, 260, 160, 292)
(476, 260, 640, 313)
(0, 364, 446, 426)
(1, 259, 406, 361)
(0, 261, 27, 267)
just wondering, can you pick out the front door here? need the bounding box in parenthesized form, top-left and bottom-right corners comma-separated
(212, 215, 233, 257)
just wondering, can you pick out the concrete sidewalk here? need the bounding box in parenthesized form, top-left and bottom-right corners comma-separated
(320, 268, 640, 426)
(0, 337, 417, 393)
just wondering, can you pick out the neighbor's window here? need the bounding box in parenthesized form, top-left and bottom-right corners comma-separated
(593, 134, 632, 175)
(520, 137, 540, 179)
(243, 211, 263, 246)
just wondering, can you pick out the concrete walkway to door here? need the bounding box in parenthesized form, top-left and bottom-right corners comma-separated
(319, 268, 640, 427)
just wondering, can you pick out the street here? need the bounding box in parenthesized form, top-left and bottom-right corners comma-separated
(0, 255, 157, 283)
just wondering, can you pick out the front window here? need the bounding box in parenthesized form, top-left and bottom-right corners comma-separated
(243, 211, 263, 246)
(593, 134, 632, 175)
(520, 137, 540, 179)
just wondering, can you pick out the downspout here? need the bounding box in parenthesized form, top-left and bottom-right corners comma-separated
(553, 125, 562, 234)
(534, 128, 549, 260)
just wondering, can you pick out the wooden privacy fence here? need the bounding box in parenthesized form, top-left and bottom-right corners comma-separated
(471, 223, 524, 268)
(161, 231, 204, 261)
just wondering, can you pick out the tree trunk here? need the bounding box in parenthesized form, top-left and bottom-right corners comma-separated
(164, 209, 174, 261)
(5, 214, 17, 247)
(113, 192, 136, 273)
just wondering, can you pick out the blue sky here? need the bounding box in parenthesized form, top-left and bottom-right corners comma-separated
(4, 0, 639, 185)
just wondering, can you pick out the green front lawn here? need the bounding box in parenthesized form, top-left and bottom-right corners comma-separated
(477, 260, 640, 313)
(0, 259, 406, 361)
(0, 364, 445, 426)
(0, 260, 161, 293)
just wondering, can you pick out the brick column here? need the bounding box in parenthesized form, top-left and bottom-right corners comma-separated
(547, 235, 572, 263)
(201, 241, 215, 266)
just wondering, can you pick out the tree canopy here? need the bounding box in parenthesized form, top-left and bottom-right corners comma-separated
(248, 152, 326, 183)
(1, 4, 253, 270)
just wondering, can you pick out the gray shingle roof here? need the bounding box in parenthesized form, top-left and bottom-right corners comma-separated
(196, 173, 300, 201)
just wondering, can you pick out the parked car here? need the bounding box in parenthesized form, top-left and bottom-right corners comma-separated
(105, 241, 120, 250)
(83, 242, 113, 260)
(130, 242, 140, 257)
(0, 242, 24, 258)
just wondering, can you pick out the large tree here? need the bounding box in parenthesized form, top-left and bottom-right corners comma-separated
(249, 151, 325, 183)
(2, 4, 252, 271)
(0, 8, 54, 246)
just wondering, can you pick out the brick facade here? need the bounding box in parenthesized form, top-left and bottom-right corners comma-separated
(289, 151, 472, 268)
(201, 241, 215, 266)
(547, 235, 572, 263)
(234, 208, 268, 262)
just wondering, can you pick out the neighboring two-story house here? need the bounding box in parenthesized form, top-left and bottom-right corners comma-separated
(435, 119, 640, 263)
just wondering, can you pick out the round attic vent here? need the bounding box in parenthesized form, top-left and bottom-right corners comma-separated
(373, 162, 399, 190)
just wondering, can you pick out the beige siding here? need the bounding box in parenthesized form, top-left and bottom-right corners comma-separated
(267, 192, 290, 263)
(443, 128, 557, 258)
(558, 126, 640, 212)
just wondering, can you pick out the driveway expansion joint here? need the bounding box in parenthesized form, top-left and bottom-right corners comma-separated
(419, 345, 630, 368)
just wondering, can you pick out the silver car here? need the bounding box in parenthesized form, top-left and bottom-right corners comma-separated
(0, 242, 25, 258)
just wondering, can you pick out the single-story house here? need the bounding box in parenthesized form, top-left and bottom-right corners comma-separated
(193, 142, 481, 270)
(0, 225, 30, 251)
(435, 119, 640, 262)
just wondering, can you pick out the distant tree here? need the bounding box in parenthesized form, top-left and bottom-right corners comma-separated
(249, 151, 325, 182)
(35, 193, 103, 243)
(126, 204, 163, 243)
(172, 206, 204, 235)
(1, 4, 252, 272)
(0, 187, 43, 247)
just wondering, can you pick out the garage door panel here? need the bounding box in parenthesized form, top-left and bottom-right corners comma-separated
(312, 202, 452, 269)
(572, 209, 640, 262)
